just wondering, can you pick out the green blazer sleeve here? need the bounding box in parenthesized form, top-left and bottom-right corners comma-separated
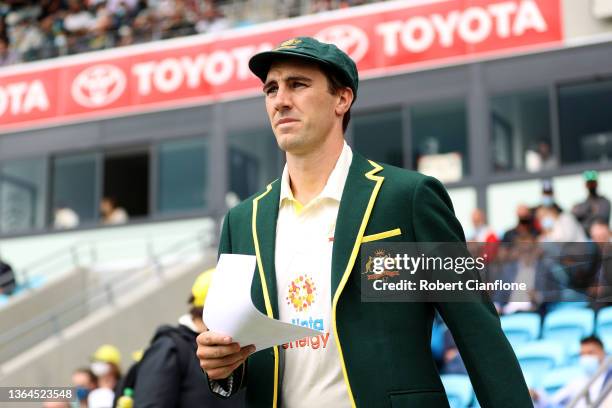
(412, 176, 532, 408)
(206, 209, 248, 398)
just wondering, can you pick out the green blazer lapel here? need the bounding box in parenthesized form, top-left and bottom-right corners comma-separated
(252, 179, 281, 319)
(331, 153, 384, 299)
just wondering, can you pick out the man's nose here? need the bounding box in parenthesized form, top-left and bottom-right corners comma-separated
(273, 86, 292, 112)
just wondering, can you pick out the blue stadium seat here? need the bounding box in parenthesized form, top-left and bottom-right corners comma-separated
(600, 333, 612, 354)
(431, 321, 446, 361)
(0, 294, 9, 307)
(547, 301, 590, 312)
(541, 366, 586, 395)
(515, 340, 567, 375)
(501, 313, 541, 344)
(522, 370, 541, 389)
(441, 374, 474, 408)
(596, 306, 612, 339)
(566, 342, 582, 366)
(542, 308, 595, 347)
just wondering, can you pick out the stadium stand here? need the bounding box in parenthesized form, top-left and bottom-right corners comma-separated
(500, 312, 542, 345)
(0, 0, 378, 66)
(441, 374, 474, 408)
(542, 307, 596, 347)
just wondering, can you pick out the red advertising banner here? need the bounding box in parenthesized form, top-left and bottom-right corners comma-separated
(0, 0, 563, 134)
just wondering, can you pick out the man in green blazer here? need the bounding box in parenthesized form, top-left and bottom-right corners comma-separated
(196, 37, 531, 407)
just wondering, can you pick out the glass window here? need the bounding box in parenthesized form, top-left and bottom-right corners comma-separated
(352, 109, 403, 167)
(559, 78, 612, 164)
(490, 89, 553, 173)
(158, 137, 208, 214)
(228, 129, 279, 201)
(0, 158, 46, 234)
(52, 153, 98, 229)
(412, 100, 468, 183)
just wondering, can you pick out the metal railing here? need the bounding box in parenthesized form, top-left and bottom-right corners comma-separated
(568, 355, 612, 407)
(0, 226, 217, 367)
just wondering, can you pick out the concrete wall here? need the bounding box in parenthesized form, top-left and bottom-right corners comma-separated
(0, 253, 216, 397)
(0, 267, 91, 363)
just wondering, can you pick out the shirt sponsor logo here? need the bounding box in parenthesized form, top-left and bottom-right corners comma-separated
(286, 275, 317, 312)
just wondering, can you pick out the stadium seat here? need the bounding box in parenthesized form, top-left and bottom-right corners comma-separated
(515, 340, 567, 375)
(441, 374, 474, 408)
(541, 366, 586, 395)
(522, 370, 541, 389)
(431, 321, 446, 361)
(596, 306, 612, 338)
(547, 301, 590, 312)
(542, 308, 595, 346)
(501, 312, 541, 344)
(600, 333, 612, 354)
(566, 342, 582, 366)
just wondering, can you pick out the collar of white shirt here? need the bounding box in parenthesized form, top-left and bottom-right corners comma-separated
(279, 142, 353, 210)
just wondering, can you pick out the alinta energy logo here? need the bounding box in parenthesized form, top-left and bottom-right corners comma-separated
(364, 249, 400, 281)
(71, 64, 127, 108)
(286, 275, 316, 312)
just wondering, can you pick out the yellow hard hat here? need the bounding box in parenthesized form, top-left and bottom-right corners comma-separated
(92, 344, 121, 366)
(131, 349, 144, 362)
(192, 269, 214, 308)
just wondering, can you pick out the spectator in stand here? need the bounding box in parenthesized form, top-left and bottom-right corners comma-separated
(590, 218, 612, 307)
(502, 204, 540, 244)
(158, 0, 195, 39)
(195, 6, 229, 34)
(100, 196, 129, 225)
(525, 140, 557, 173)
(72, 367, 98, 408)
(544, 336, 612, 407)
(63, 0, 95, 53)
(591, 218, 612, 244)
(116, 24, 134, 46)
(54, 204, 80, 229)
(0, 256, 16, 296)
(468, 208, 498, 243)
(573, 170, 611, 237)
(539, 179, 563, 213)
(536, 204, 586, 243)
(89, 1, 115, 50)
(0, 36, 19, 65)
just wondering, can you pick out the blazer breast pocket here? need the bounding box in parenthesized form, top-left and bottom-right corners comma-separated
(389, 389, 450, 408)
(361, 228, 402, 243)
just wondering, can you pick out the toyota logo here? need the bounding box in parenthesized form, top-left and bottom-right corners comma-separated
(315, 25, 369, 63)
(71, 64, 126, 108)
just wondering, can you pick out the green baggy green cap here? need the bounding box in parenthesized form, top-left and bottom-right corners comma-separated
(248, 37, 359, 101)
(583, 170, 598, 181)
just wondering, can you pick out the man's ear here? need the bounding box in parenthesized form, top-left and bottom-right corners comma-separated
(335, 87, 353, 117)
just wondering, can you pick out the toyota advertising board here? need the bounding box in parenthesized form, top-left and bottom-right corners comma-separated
(0, 0, 563, 134)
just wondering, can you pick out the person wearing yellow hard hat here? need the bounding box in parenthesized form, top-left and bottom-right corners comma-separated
(88, 344, 122, 408)
(112, 269, 245, 408)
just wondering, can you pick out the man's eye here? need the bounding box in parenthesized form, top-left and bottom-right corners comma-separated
(293, 82, 305, 88)
(265, 87, 278, 95)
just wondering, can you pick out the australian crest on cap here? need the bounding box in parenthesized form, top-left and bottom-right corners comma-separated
(276, 38, 301, 50)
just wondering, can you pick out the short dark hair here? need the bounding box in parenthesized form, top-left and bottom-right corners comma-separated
(322, 67, 352, 133)
(73, 367, 98, 387)
(581, 335, 604, 349)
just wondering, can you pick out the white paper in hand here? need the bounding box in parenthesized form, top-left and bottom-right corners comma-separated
(203, 254, 321, 352)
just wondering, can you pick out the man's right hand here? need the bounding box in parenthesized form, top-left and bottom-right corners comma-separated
(196, 331, 255, 380)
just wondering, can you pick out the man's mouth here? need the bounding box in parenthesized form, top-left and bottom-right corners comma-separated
(276, 118, 299, 126)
